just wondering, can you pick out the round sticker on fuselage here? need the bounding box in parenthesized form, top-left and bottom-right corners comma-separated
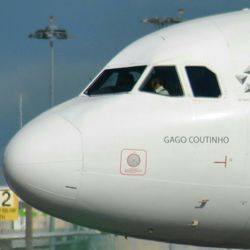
(120, 149, 147, 176)
(127, 153, 141, 167)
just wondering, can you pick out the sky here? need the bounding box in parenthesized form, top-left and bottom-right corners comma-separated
(1, 0, 250, 184)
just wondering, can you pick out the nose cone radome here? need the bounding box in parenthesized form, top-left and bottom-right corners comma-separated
(4, 112, 83, 208)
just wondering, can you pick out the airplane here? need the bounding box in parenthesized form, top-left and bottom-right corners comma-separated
(4, 9, 250, 248)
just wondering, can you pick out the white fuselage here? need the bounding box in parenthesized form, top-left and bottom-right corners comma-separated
(4, 10, 250, 248)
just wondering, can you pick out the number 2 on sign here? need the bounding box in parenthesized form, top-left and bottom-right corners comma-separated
(0, 190, 12, 207)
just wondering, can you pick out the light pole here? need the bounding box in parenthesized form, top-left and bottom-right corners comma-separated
(29, 16, 69, 107)
(28, 17, 70, 250)
(19, 94, 33, 250)
(142, 8, 184, 29)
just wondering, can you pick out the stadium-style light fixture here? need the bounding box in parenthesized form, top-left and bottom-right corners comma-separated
(29, 16, 70, 107)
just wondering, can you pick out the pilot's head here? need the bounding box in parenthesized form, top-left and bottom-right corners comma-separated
(151, 77, 163, 90)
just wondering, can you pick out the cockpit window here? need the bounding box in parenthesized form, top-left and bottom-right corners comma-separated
(85, 66, 146, 95)
(141, 66, 184, 96)
(186, 66, 221, 98)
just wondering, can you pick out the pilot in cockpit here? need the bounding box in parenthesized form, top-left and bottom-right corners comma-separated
(150, 77, 169, 96)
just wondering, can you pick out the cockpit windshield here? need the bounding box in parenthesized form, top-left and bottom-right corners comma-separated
(84, 66, 146, 96)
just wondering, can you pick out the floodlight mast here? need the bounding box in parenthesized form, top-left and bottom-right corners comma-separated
(29, 16, 69, 107)
(142, 8, 184, 28)
(28, 16, 70, 250)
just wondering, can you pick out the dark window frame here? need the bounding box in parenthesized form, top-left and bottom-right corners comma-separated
(185, 66, 221, 98)
(84, 66, 146, 96)
(140, 66, 184, 97)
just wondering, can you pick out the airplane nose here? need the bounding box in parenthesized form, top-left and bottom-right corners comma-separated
(4, 112, 83, 208)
